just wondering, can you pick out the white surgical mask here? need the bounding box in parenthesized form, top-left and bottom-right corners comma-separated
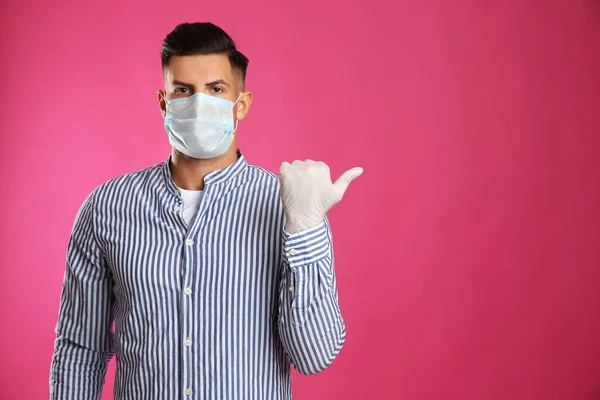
(163, 92, 241, 159)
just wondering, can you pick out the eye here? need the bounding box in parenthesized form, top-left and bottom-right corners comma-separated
(211, 87, 224, 94)
(174, 87, 190, 94)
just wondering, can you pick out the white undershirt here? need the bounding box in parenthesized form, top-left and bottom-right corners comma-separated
(176, 186, 203, 226)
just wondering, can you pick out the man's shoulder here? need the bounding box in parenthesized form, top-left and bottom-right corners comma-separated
(90, 160, 166, 201)
(245, 164, 280, 188)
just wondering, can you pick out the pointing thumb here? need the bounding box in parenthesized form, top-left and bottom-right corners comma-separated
(333, 167, 364, 197)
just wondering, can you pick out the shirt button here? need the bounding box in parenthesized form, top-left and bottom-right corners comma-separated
(174, 205, 181, 212)
(289, 248, 297, 256)
(289, 286, 294, 292)
(174, 189, 179, 196)
(185, 388, 192, 396)
(185, 337, 192, 347)
(185, 239, 194, 246)
(184, 287, 192, 295)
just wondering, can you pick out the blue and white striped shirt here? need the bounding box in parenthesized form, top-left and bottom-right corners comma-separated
(49, 152, 346, 399)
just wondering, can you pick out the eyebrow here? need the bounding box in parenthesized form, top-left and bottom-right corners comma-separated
(172, 80, 195, 90)
(205, 79, 230, 88)
(172, 79, 231, 91)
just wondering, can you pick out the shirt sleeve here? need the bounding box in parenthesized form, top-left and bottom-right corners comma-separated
(49, 189, 115, 399)
(277, 217, 346, 375)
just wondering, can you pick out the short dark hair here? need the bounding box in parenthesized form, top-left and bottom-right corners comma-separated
(160, 22, 249, 87)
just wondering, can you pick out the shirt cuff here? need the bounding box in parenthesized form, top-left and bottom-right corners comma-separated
(282, 220, 330, 270)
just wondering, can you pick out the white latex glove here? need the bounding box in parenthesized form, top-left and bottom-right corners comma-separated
(279, 160, 364, 234)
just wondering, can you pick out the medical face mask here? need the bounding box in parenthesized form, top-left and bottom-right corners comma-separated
(163, 92, 241, 159)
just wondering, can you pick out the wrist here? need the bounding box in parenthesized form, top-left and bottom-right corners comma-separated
(284, 220, 307, 235)
(284, 217, 324, 235)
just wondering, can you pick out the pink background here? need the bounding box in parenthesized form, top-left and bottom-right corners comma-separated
(1, 0, 599, 399)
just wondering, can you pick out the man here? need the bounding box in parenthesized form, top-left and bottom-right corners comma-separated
(49, 22, 362, 399)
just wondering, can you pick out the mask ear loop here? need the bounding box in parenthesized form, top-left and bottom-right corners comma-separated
(231, 92, 244, 134)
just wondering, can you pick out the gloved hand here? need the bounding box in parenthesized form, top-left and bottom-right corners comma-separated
(279, 160, 363, 234)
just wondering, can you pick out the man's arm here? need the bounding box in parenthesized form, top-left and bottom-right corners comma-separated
(49, 189, 115, 400)
(275, 159, 362, 374)
(277, 218, 346, 375)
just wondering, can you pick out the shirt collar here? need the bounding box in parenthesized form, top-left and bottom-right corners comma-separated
(162, 149, 248, 192)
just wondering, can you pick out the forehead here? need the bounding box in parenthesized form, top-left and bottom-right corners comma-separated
(164, 54, 234, 84)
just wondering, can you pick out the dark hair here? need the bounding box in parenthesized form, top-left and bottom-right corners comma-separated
(160, 22, 249, 87)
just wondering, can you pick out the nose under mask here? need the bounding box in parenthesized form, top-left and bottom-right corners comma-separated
(163, 92, 241, 159)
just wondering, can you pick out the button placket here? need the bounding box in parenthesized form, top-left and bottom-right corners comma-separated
(181, 185, 214, 396)
(182, 226, 196, 397)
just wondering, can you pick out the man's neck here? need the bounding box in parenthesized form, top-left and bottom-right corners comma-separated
(169, 148, 238, 191)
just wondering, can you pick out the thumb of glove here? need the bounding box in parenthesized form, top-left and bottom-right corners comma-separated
(332, 167, 364, 201)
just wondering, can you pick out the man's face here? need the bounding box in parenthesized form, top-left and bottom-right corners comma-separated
(158, 54, 252, 121)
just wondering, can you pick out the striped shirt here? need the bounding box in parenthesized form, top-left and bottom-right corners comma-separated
(49, 151, 346, 399)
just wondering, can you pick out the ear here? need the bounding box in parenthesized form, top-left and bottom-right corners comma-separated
(234, 91, 253, 121)
(157, 90, 167, 118)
